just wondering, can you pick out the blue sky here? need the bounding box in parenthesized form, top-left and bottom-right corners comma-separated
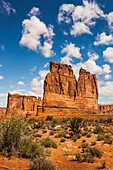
(1, 0, 113, 107)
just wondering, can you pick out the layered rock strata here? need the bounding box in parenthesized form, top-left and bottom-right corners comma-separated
(99, 104, 113, 113)
(7, 93, 42, 116)
(43, 61, 99, 113)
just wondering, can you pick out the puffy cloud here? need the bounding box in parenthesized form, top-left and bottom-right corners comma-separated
(87, 52, 99, 61)
(106, 12, 113, 30)
(18, 81, 25, 86)
(28, 7, 40, 17)
(103, 47, 113, 63)
(70, 22, 92, 37)
(1, 1, 16, 15)
(30, 69, 49, 98)
(0, 75, 4, 80)
(58, 0, 104, 37)
(58, 4, 75, 24)
(20, 9, 55, 58)
(102, 64, 111, 74)
(94, 32, 113, 46)
(0, 64, 2, 67)
(72, 55, 111, 79)
(61, 43, 82, 65)
(105, 74, 111, 80)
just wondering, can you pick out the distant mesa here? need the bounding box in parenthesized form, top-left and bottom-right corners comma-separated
(0, 61, 112, 117)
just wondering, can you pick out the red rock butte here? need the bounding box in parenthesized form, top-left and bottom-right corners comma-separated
(5, 61, 101, 117)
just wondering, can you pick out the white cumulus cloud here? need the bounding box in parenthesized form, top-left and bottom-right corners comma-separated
(61, 43, 82, 65)
(103, 47, 113, 63)
(58, 0, 104, 37)
(28, 7, 40, 17)
(94, 32, 113, 46)
(20, 8, 55, 58)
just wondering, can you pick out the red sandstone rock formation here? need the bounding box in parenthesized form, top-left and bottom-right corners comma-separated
(7, 93, 42, 116)
(0, 108, 6, 115)
(43, 62, 99, 113)
(99, 104, 113, 112)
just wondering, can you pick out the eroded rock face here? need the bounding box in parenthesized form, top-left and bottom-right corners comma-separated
(99, 104, 113, 112)
(7, 93, 42, 116)
(43, 62, 99, 112)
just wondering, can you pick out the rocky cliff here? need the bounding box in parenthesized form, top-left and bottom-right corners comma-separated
(43, 61, 99, 112)
(7, 93, 42, 116)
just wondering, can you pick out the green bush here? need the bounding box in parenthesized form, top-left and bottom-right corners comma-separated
(60, 138, 66, 142)
(34, 134, 42, 138)
(42, 129, 47, 133)
(71, 135, 77, 142)
(81, 142, 89, 148)
(49, 131, 54, 136)
(100, 160, 106, 169)
(75, 153, 94, 163)
(97, 134, 104, 141)
(46, 116, 53, 121)
(86, 133, 91, 138)
(104, 135, 112, 144)
(41, 137, 57, 149)
(86, 147, 102, 158)
(93, 126, 104, 134)
(29, 157, 56, 170)
(91, 141, 96, 146)
(0, 117, 28, 156)
(70, 117, 83, 133)
(18, 137, 45, 159)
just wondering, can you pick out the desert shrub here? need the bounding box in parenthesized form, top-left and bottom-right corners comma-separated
(82, 139, 86, 143)
(70, 117, 83, 133)
(27, 118, 37, 125)
(55, 130, 66, 138)
(75, 153, 94, 163)
(71, 135, 77, 142)
(104, 135, 112, 144)
(91, 141, 96, 146)
(97, 134, 104, 141)
(49, 131, 54, 136)
(82, 131, 88, 136)
(83, 153, 94, 163)
(75, 153, 83, 162)
(84, 127, 88, 131)
(0, 117, 28, 156)
(86, 147, 102, 158)
(60, 138, 66, 142)
(34, 120, 44, 129)
(81, 142, 89, 148)
(29, 157, 56, 170)
(41, 137, 57, 149)
(100, 160, 107, 169)
(86, 133, 91, 138)
(69, 132, 74, 137)
(46, 116, 53, 121)
(34, 134, 42, 138)
(77, 134, 81, 139)
(93, 126, 104, 134)
(42, 129, 47, 133)
(18, 137, 44, 159)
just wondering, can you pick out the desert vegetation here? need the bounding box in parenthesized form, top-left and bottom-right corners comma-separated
(0, 116, 113, 169)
